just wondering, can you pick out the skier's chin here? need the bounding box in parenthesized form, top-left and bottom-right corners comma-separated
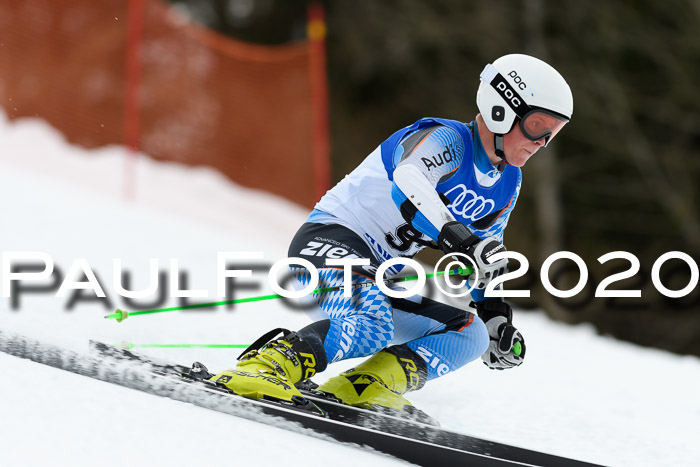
(506, 157, 526, 168)
(507, 149, 535, 167)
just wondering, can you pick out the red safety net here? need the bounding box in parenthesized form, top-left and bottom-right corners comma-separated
(0, 0, 323, 207)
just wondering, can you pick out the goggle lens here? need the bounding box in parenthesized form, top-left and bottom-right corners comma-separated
(520, 110, 568, 145)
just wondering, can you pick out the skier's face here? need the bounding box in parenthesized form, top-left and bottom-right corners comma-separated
(503, 123, 546, 167)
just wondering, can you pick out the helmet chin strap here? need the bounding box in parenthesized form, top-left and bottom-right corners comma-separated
(494, 134, 507, 172)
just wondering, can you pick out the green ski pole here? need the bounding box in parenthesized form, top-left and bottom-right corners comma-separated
(105, 266, 473, 323)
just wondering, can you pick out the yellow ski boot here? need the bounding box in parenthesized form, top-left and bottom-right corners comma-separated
(210, 328, 322, 406)
(317, 345, 428, 412)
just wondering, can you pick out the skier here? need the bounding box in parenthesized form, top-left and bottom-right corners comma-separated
(215, 54, 573, 411)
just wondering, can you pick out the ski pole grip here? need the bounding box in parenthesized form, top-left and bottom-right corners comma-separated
(512, 341, 522, 356)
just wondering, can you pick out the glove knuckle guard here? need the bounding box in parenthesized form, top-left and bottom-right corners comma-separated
(498, 326, 517, 353)
(437, 221, 479, 254)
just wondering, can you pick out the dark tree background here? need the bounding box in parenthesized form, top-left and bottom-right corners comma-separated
(168, 0, 700, 355)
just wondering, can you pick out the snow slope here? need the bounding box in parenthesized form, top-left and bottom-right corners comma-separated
(1, 112, 699, 467)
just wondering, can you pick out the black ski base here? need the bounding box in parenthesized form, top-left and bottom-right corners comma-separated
(88, 340, 604, 467)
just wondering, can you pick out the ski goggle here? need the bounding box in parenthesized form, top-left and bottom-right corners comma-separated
(480, 63, 569, 146)
(519, 109, 568, 146)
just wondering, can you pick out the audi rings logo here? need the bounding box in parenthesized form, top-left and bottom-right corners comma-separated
(444, 185, 495, 221)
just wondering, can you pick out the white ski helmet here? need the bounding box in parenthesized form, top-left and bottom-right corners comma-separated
(476, 54, 573, 146)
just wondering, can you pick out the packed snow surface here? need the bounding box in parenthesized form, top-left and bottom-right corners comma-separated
(1, 113, 699, 467)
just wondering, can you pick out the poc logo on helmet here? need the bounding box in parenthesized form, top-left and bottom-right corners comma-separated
(507, 70, 527, 90)
(496, 80, 522, 108)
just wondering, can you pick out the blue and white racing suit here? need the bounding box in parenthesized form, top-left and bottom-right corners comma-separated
(290, 118, 522, 380)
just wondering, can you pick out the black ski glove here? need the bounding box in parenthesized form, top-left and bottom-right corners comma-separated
(437, 221, 508, 289)
(476, 299, 526, 370)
